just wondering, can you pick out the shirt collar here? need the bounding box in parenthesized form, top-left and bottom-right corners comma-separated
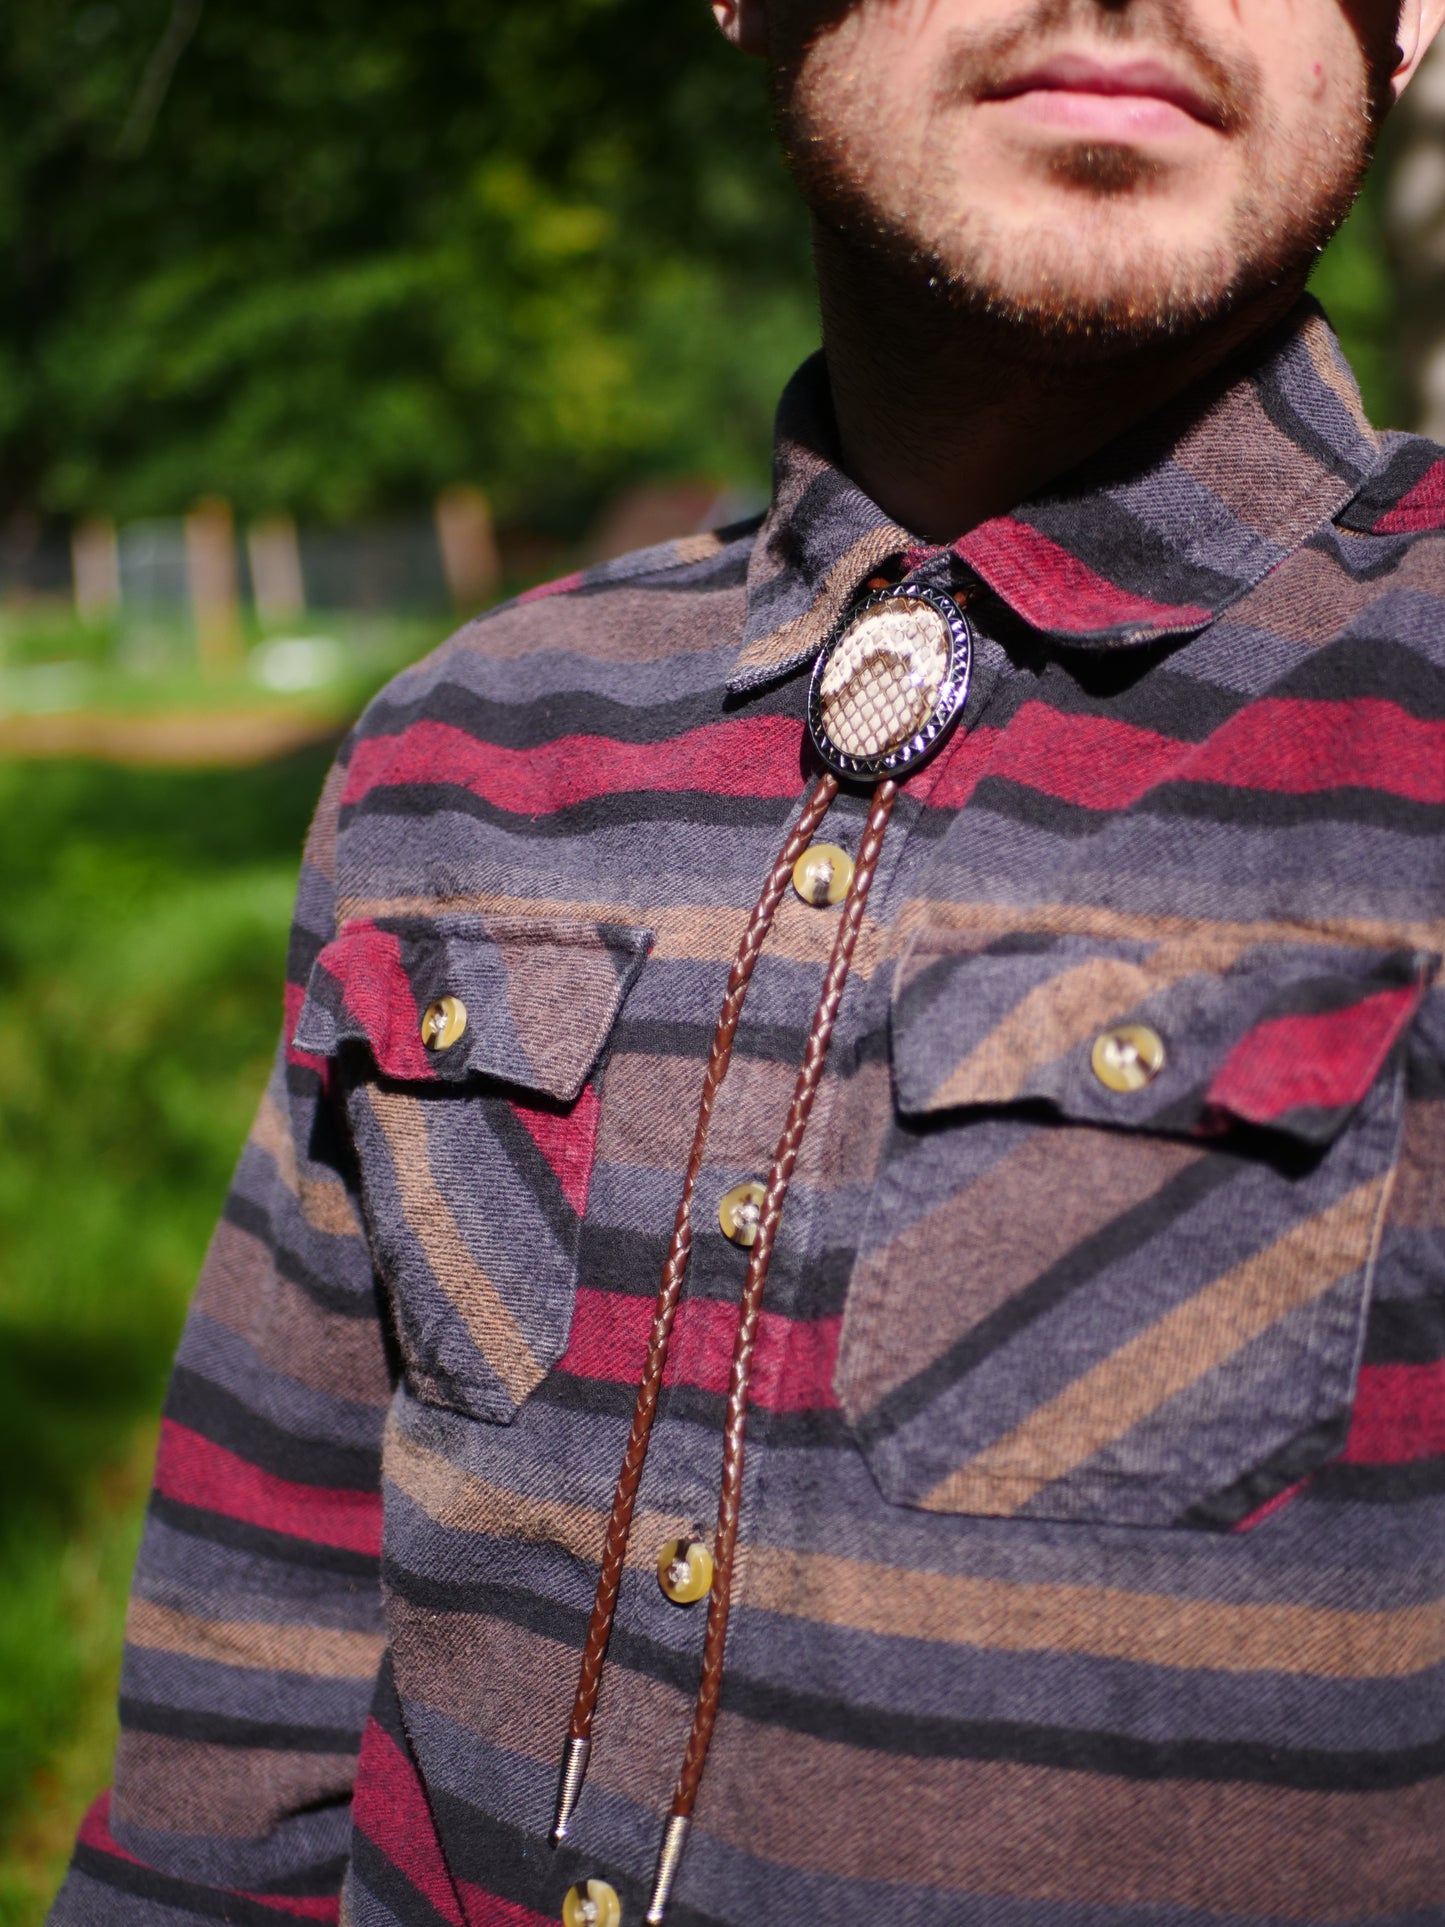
(729, 300, 1382, 695)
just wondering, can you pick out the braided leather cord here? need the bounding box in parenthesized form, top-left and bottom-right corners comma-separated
(561, 772, 840, 1752)
(671, 777, 898, 1818)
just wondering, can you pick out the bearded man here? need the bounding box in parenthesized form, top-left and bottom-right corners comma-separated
(52, 4, 1445, 1925)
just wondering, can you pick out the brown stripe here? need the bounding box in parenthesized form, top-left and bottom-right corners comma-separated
(126, 1599, 384, 1680)
(732, 523, 913, 682)
(740, 1544, 1445, 1680)
(111, 1730, 355, 1837)
(193, 1219, 392, 1408)
(891, 894, 1445, 959)
(693, 1710, 1444, 1918)
(336, 891, 887, 978)
(922, 1176, 1391, 1515)
(463, 564, 736, 665)
(366, 1087, 543, 1407)
(384, 1423, 697, 1570)
(838, 1127, 1205, 1418)
(389, 1602, 689, 1820)
(920, 943, 1230, 1112)
(303, 758, 348, 885)
(251, 1087, 362, 1239)
(1301, 312, 1378, 436)
(1391, 1098, 1445, 1229)
(341, 892, 1445, 975)
(1174, 377, 1355, 548)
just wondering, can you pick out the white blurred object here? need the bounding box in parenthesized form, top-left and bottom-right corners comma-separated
(249, 635, 346, 692)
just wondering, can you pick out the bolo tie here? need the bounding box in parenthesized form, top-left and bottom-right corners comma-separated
(551, 580, 973, 1926)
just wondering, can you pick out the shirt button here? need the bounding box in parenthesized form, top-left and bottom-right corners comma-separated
(657, 1536, 714, 1605)
(562, 1880, 621, 1927)
(719, 1179, 767, 1248)
(792, 842, 854, 906)
(1091, 1024, 1166, 1093)
(420, 995, 468, 1051)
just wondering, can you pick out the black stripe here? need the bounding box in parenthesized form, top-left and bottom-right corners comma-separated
(382, 1560, 1445, 1791)
(67, 1845, 349, 1924)
(1273, 635, 1445, 719)
(221, 1192, 379, 1319)
(346, 1831, 461, 1927)
(149, 1493, 381, 1579)
(1365, 1297, 1445, 1367)
(341, 782, 802, 841)
(967, 772, 1445, 838)
(359, 674, 795, 757)
(854, 1152, 1236, 1447)
(164, 1368, 381, 1492)
(120, 1696, 357, 1754)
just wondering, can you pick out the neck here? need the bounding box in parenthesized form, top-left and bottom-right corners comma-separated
(813, 225, 1304, 544)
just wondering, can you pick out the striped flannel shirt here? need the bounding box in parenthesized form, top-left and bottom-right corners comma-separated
(53, 301, 1445, 1927)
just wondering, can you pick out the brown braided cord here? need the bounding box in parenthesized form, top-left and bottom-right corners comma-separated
(562, 773, 840, 1751)
(670, 778, 899, 1818)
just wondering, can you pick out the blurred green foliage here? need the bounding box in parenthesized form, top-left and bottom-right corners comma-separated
(3, 1, 1406, 539)
(3, 0, 816, 528)
(0, 746, 339, 1920)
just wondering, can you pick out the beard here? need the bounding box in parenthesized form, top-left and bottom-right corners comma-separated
(772, 0, 1376, 363)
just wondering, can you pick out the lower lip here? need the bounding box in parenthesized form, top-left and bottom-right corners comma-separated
(989, 88, 1206, 141)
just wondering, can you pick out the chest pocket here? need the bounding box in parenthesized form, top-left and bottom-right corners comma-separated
(835, 931, 1434, 1530)
(293, 913, 651, 1423)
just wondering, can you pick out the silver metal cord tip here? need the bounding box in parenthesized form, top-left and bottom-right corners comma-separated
(550, 1736, 592, 1845)
(645, 1813, 692, 1925)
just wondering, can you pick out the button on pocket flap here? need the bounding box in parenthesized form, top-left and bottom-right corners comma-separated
(891, 932, 1434, 1144)
(293, 914, 653, 1100)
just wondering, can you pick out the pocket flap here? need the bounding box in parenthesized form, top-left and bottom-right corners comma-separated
(892, 932, 1433, 1145)
(293, 914, 652, 1101)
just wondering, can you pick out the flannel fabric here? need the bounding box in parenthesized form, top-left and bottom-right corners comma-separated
(52, 303, 1445, 1927)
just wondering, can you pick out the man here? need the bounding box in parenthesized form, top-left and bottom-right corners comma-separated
(52, 3, 1445, 1924)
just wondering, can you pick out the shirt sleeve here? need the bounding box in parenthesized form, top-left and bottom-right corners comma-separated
(49, 754, 393, 1926)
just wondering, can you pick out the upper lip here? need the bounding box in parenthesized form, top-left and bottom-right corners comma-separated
(982, 52, 1226, 128)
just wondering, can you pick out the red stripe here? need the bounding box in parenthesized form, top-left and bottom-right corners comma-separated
(511, 1083, 600, 1220)
(312, 925, 431, 1081)
(77, 1796, 340, 1918)
(1207, 985, 1422, 1126)
(352, 1719, 465, 1927)
(957, 519, 1211, 634)
(926, 711, 1175, 814)
(516, 569, 584, 604)
(1187, 697, 1445, 804)
(341, 715, 804, 816)
(557, 1289, 840, 1410)
(927, 696, 1445, 816)
(154, 1420, 382, 1556)
(1342, 1359, 1445, 1464)
(457, 1885, 551, 1927)
(1374, 459, 1445, 535)
(284, 979, 332, 1081)
(1233, 1478, 1310, 1533)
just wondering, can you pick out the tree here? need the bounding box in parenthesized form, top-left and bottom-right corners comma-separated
(1, 1, 817, 527)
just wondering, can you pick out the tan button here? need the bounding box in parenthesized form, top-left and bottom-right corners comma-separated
(420, 995, 467, 1052)
(562, 1880, 621, 1927)
(1091, 1024, 1166, 1093)
(792, 842, 854, 907)
(657, 1536, 714, 1605)
(719, 1179, 767, 1248)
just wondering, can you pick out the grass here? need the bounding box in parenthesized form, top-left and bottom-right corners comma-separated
(0, 613, 440, 1919)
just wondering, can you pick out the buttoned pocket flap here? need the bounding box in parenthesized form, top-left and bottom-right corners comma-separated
(836, 933, 1435, 1529)
(292, 914, 651, 1424)
(293, 914, 652, 1101)
(891, 932, 1431, 1145)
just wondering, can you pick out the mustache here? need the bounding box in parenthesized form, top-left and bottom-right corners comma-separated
(934, 0, 1262, 137)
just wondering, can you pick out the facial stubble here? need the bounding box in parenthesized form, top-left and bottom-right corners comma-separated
(773, 0, 1374, 360)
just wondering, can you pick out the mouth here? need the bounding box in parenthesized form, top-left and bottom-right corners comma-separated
(980, 51, 1232, 142)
